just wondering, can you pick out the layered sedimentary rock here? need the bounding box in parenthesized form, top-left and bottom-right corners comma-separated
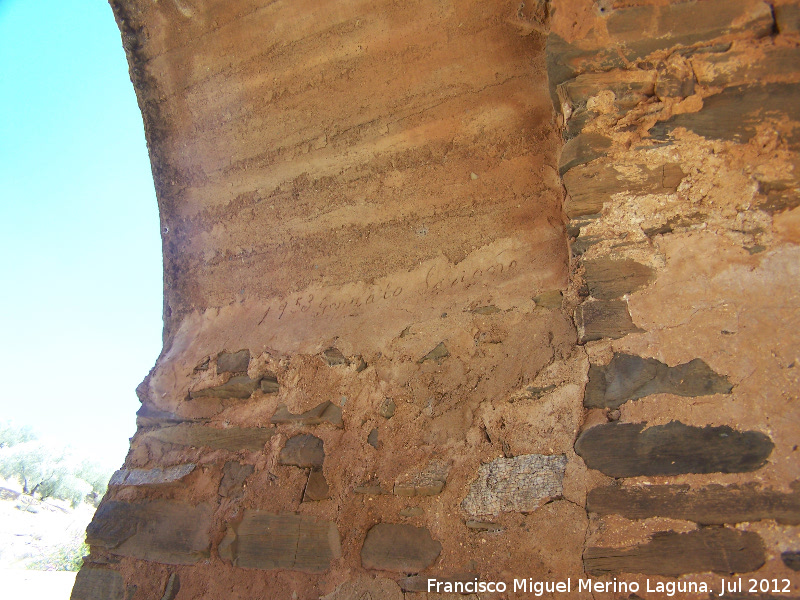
(75, 0, 800, 598)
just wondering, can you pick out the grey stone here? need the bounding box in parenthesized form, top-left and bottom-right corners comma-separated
(135, 405, 189, 428)
(394, 461, 448, 497)
(145, 424, 275, 452)
(70, 568, 126, 600)
(321, 576, 404, 600)
(419, 342, 449, 363)
(777, 4, 800, 34)
(86, 500, 213, 565)
(587, 482, 800, 525)
(575, 299, 643, 343)
(584, 258, 655, 300)
(585, 528, 765, 576)
(217, 349, 250, 373)
(271, 401, 343, 427)
(219, 461, 254, 497)
(108, 464, 195, 487)
(321, 347, 348, 366)
(260, 372, 279, 394)
(782, 551, 800, 571)
(361, 523, 442, 572)
(558, 133, 612, 175)
(400, 506, 424, 517)
(564, 159, 685, 219)
(378, 398, 396, 419)
(220, 511, 340, 573)
(303, 469, 330, 501)
(367, 428, 379, 449)
(279, 434, 324, 469)
(650, 83, 800, 149)
(461, 454, 567, 517)
(575, 421, 774, 477)
(533, 290, 562, 309)
(465, 520, 501, 531)
(160, 573, 179, 600)
(585, 353, 732, 408)
(189, 375, 260, 400)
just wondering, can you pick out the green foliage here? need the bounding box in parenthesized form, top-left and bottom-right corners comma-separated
(26, 534, 88, 572)
(0, 420, 37, 448)
(0, 423, 113, 507)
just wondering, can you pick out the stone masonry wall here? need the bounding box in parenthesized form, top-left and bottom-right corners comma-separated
(72, 1, 800, 599)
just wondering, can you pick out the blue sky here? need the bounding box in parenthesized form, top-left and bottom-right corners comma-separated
(0, 0, 163, 466)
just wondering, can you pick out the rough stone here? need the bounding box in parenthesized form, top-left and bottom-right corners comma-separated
(259, 372, 279, 394)
(367, 428, 379, 449)
(583, 258, 655, 300)
(782, 551, 800, 571)
(584, 528, 765, 576)
(575, 421, 774, 477)
(70, 568, 126, 600)
(378, 398, 396, 419)
(278, 434, 324, 469)
(776, 4, 800, 34)
(393, 461, 448, 497)
(135, 405, 189, 428)
(650, 83, 800, 149)
(321, 348, 348, 366)
(271, 401, 343, 427)
(575, 299, 643, 343)
(584, 353, 732, 409)
(587, 482, 800, 525)
(558, 133, 612, 175)
(145, 424, 275, 452)
(461, 454, 567, 517)
(419, 342, 449, 363)
(160, 573, 180, 600)
(86, 500, 213, 565)
(533, 290, 563, 309)
(360, 523, 442, 572)
(189, 375, 260, 400)
(219, 461, 254, 497)
(220, 511, 340, 573)
(217, 349, 250, 373)
(108, 464, 195, 487)
(564, 160, 684, 219)
(303, 469, 330, 502)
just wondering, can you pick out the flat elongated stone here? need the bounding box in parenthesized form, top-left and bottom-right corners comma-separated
(650, 83, 800, 149)
(271, 401, 343, 427)
(189, 375, 260, 399)
(220, 511, 340, 573)
(546, 0, 772, 104)
(361, 523, 442, 572)
(394, 461, 448, 497)
(145, 424, 275, 452)
(584, 353, 732, 408)
(575, 300, 642, 343)
(584, 528, 765, 576)
(419, 342, 449, 363)
(109, 464, 195, 487)
(160, 573, 180, 600)
(217, 349, 250, 373)
(575, 421, 774, 477)
(219, 461, 254, 497)
(279, 434, 324, 469)
(584, 259, 655, 300)
(86, 500, 213, 565)
(558, 133, 612, 175)
(461, 454, 567, 517)
(564, 160, 684, 219)
(135, 405, 189, 428)
(782, 551, 800, 571)
(692, 46, 800, 88)
(260, 373, 279, 394)
(587, 483, 800, 525)
(70, 567, 126, 600)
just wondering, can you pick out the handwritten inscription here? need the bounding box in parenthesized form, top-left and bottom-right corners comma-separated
(257, 252, 520, 327)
